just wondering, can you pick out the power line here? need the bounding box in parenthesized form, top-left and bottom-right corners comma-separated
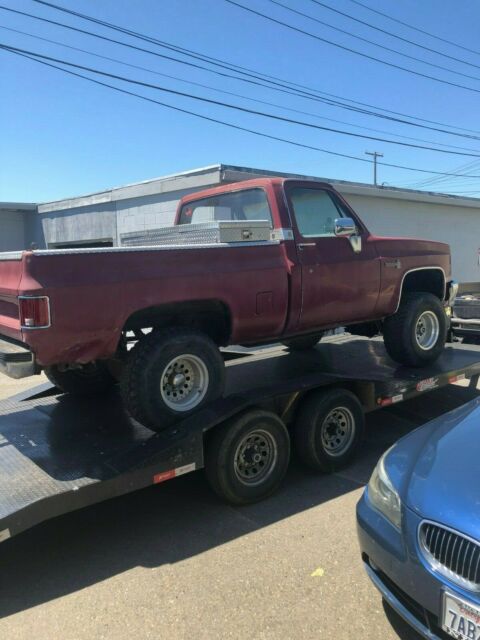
(402, 158, 480, 188)
(4, 44, 480, 180)
(268, 0, 480, 83)
(345, 0, 480, 60)
(223, 0, 480, 96)
(306, 0, 480, 73)
(4, 41, 480, 158)
(29, 0, 480, 136)
(3, 24, 478, 154)
(4, 4, 480, 144)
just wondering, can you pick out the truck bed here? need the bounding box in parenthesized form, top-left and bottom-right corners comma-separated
(1, 336, 479, 543)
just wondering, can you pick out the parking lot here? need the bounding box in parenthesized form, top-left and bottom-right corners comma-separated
(0, 377, 476, 640)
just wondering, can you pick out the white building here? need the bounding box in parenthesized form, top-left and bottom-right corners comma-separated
(3, 164, 480, 286)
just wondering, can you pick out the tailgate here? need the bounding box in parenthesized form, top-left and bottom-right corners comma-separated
(0, 251, 24, 340)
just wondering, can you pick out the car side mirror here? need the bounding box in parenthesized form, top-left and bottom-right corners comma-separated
(334, 218, 357, 237)
(334, 217, 362, 253)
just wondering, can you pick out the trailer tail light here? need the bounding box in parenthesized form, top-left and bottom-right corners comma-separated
(19, 296, 51, 329)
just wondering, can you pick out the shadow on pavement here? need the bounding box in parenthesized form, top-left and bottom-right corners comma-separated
(383, 600, 424, 640)
(0, 383, 478, 620)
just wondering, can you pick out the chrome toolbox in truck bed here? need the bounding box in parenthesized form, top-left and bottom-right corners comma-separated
(120, 220, 273, 247)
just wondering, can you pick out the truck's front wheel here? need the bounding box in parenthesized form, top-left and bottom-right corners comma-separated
(383, 292, 447, 367)
(122, 328, 225, 431)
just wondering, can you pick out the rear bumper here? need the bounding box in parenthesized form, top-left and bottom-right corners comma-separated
(0, 336, 35, 379)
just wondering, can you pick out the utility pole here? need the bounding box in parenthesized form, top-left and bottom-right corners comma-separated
(365, 151, 384, 186)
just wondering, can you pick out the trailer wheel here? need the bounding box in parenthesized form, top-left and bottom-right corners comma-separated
(383, 292, 447, 368)
(45, 362, 116, 395)
(294, 388, 364, 472)
(205, 409, 290, 505)
(283, 333, 323, 351)
(122, 328, 225, 431)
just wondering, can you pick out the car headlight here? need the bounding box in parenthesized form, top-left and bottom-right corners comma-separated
(367, 448, 402, 529)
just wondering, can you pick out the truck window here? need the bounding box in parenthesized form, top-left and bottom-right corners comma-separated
(290, 188, 345, 238)
(179, 188, 272, 227)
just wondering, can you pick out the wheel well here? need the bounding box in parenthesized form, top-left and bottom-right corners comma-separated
(123, 300, 232, 345)
(401, 269, 445, 301)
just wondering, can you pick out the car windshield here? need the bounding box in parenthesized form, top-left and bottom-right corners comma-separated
(179, 188, 272, 227)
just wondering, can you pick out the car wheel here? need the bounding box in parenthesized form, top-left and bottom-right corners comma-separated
(294, 388, 364, 472)
(121, 328, 225, 431)
(383, 292, 447, 367)
(205, 409, 290, 505)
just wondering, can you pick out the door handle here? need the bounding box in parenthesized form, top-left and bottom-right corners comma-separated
(297, 242, 316, 248)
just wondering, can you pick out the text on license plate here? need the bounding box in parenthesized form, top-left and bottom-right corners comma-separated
(443, 592, 480, 640)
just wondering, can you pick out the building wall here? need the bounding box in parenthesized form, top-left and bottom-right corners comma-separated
(340, 192, 480, 284)
(115, 186, 210, 244)
(10, 165, 480, 285)
(39, 202, 117, 248)
(0, 211, 26, 251)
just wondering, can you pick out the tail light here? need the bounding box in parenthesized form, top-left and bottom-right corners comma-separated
(19, 296, 51, 329)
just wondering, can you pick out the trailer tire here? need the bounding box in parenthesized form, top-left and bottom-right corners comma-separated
(122, 328, 225, 431)
(283, 334, 322, 351)
(205, 409, 290, 505)
(383, 292, 447, 368)
(294, 388, 364, 472)
(45, 362, 116, 395)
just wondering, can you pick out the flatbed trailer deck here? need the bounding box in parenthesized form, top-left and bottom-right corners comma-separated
(1, 335, 480, 543)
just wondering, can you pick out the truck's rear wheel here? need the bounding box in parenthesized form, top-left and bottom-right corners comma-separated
(283, 333, 323, 351)
(122, 328, 225, 431)
(45, 362, 116, 395)
(383, 292, 447, 367)
(205, 409, 290, 505)
(294, 388, 364, 472)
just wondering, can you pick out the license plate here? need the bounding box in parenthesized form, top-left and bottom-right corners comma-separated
(443, 592, 480, 640)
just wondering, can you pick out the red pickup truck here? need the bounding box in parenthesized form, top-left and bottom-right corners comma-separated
(0, 178, 456, 430)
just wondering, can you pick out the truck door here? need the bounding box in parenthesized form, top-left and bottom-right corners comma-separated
(286, 185, 381, 331)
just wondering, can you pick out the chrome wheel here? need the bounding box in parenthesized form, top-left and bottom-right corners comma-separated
(415, 311, 440, 351)
(233, 429, 278, 486)
(320, 407, 355, 457)
(160, 354, 209, 412)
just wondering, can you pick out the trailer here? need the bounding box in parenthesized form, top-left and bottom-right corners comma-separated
(1, 335, 480, 544)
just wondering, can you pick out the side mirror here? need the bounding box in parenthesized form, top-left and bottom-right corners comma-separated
(334, 217, 357, 237)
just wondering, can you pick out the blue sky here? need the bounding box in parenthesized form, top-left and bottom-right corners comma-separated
(1, 0, 480, 202)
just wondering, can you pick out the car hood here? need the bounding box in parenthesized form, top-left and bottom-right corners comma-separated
(386, 398, 480, 541)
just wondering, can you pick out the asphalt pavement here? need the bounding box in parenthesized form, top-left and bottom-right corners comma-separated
(0, 376, 477, 639)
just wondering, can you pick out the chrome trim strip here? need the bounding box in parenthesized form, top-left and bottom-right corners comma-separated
(31, 241, 280, 256)
(270, 228, 294, 241)
(394, 267, 446, 314)
(365, 564, 437, 640)
(0, 252, 23, 261)
(18, 295, 51, 330)
(418, 520, 480, 593)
